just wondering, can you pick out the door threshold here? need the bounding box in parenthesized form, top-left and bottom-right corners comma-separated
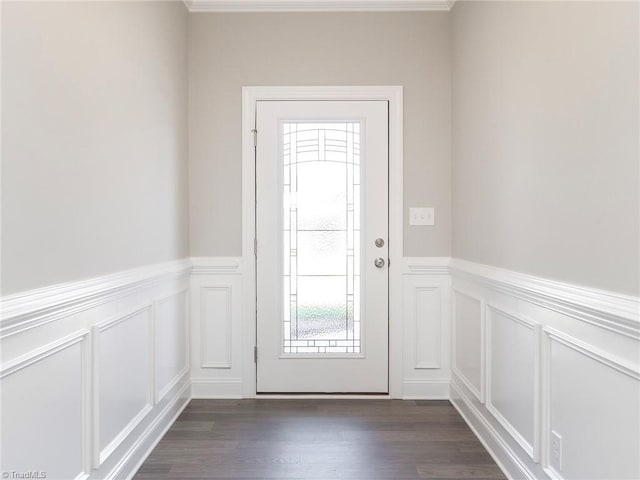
(255, 393, 391, 399)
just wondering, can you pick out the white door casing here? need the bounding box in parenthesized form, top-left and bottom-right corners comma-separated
(241, 86, 403, 398)
(256, 101, 388, 393)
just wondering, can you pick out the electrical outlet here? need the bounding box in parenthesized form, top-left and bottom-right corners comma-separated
(550, 431, 563, 472)
(409, 207, 435, 226)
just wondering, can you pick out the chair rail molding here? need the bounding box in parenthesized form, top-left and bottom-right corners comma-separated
(449, 258, 639, 338)
(1, 258, 192, 339)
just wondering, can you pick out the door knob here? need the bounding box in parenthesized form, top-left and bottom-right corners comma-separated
(375, 238, 385, 248)
(374, 257, 385, 268)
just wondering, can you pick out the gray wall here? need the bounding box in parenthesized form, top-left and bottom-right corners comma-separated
(1, 1, 190, 294)
(188, 12, 451, 257)
(451, 1, 639, 295)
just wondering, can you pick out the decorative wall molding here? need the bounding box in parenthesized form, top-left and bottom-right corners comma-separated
(403, 256, 450, 275)
(451, 286, 485, 403)
(451, 259, 640, 480)
(104, 381, 191, 480)
(1, 261, 190, 480)
(200, 286, 233, 369)
(191, 257, 242, 276)
(450, 258, 639, 338)
(185, 0, 455, 12)
(402, 378, 449, 399)
(450, 381, 540, 480)
(543, 326, 640, 382)
(93, 305, 154, 467)
(1, 259, 192, 339)
(154, 289, 190, 404)
(0, 328, 89, 379)
(0, 329, 91, 479)
(485, 304, 540, 462)
(191, 378, 243, 398)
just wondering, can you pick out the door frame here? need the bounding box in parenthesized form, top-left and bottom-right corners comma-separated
(241, 86, 403, 398)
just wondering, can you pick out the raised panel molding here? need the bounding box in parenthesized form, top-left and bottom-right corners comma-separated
(154, 289, 190, 403)
(93, 306, 154, 467)
(452, 287, 485, 403)
(486, 304, 540, 461)
(185, 0, 456, 12)
(200, 286, 233, 369)
(401, 258, 451, 399)
(0, 260, 191, 480)
(451, 259, 640, 480)
(414, 287, 442, 369)
(0, 330, 91, 480)
(1, 259, 191, 339)
(542, 328, 640, 480)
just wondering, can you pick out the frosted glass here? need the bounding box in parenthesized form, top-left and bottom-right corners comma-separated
(283, 122, 361, 354)
(297, 231, 347, 276)
(296, 276, 346, 340)
(297, 163, 346, 230)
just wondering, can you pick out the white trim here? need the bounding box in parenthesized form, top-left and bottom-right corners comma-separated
(540, 328, 640, 479)
(543, 326, 640, 381)
(451, 286, 485, 403)
(413, 286, 442, 369)
(93, 305, 154, 468)
(0, 328, 89, 378)
(186, 0, 453, 12)
(105, 380, 191, 480)
(402, 378, 450, 399)
(485, 304, 540, 462)
(449, 258, 639, 339)
(242, 86, 403, 398)
(450, 381, 538, 480)
(191, 378, 243, 398)
(191, 257, 242, 276)
(403, 256, 451, 275)
(0, 329, 91, 479)
(154, 289, 190, 404)
(1, 258, 192, 338)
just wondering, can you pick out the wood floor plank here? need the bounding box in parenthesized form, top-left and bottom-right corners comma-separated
(134, 400, 505, 480)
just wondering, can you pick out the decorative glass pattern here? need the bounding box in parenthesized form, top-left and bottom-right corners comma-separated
(283, 122, 361, 354)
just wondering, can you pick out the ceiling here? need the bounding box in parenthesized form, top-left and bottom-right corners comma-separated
(184, 0, 457, 13)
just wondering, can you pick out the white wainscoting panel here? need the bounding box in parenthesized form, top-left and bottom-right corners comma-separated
(486, 305, 539, 461)
(200, 286, 232, 368)
(449, 259, 640, 480)
(0, 259, 191, 480)
(452, 286, 484, 402)
(402, 258, 451, 399)
(190, 257, 243, 398)
(94, 306, 153, 466)
(154, 290, 189, 403)
(545, 329, 639, 480)
(0, 331, 89, 480)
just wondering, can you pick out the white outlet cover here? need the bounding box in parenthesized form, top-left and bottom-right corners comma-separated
(550, 431, 563, 472)
(409, 207, 435, 226)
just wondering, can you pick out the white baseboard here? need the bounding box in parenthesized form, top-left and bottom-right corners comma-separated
(107, 380, 191, 480)
(402, 379, 450, 399)
(191, 378, 243, 398)
(450, 381, 541, 480)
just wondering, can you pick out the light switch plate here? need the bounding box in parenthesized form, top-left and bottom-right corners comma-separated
(409, 207, 435, 226)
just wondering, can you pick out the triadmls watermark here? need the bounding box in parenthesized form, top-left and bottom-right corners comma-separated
(2, 472, 47, 479)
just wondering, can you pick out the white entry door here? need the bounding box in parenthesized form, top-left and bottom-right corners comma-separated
(256, 100, 389, 393)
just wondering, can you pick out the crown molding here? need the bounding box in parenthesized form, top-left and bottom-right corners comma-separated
(185, 0, 455, 13)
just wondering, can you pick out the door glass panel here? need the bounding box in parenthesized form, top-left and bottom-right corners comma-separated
(283, 122, 361, 354)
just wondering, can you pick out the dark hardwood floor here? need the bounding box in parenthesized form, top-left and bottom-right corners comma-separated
(134, 399, 506, 480)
